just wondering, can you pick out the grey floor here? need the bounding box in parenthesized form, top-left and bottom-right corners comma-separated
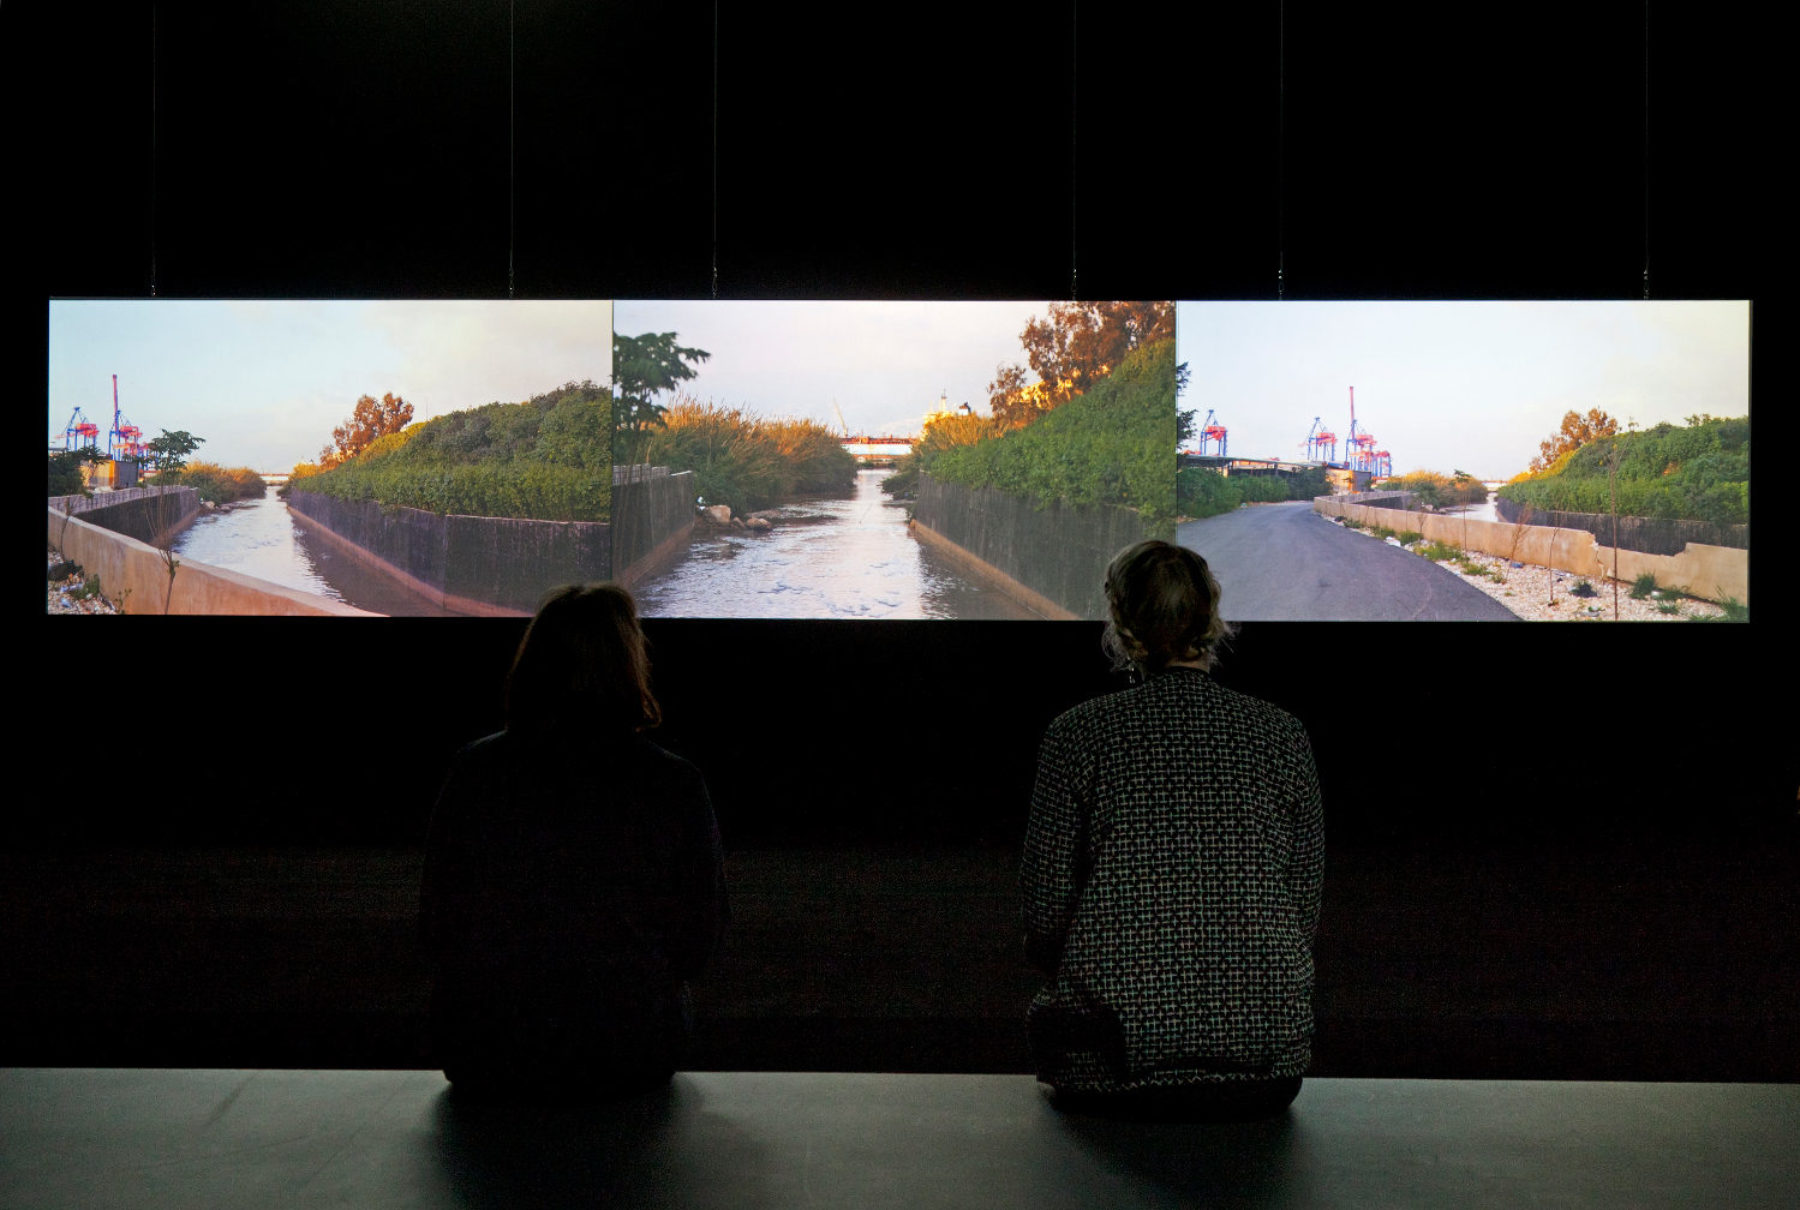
(3, 1069, 1796, 1209)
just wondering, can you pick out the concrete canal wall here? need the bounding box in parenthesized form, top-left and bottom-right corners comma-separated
(612, 466, 697, 590)
(47, 504, 373, 616)
(1315, 494, 1749, 605)
(50, 486, 201, 548)
(1494, 497, 1748, 557)
(910, 476, 1149, 620)
(287, 490, 611, 616)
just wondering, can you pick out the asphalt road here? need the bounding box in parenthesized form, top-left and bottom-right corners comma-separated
(1177, 501, 1520, 621)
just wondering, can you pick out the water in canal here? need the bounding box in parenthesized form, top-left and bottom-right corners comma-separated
(632, 468, 1037, 619)
(169, 492, 456, 616)
(1442, 491, 1500, 523)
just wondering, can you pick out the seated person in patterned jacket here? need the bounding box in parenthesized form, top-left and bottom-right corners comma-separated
(1021, 540, 1324, 1118)
(422, 584, 727, 1099)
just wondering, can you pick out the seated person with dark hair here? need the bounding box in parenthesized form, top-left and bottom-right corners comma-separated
(1022, 541, 1324, 1119)
(422, 584, 726, 1098)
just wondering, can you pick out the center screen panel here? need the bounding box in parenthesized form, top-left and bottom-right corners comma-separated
(609, 300, 1178, 620)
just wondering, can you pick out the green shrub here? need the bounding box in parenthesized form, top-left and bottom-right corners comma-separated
(1397, 530, 1423, 546)
(149, 462, 267, 504)
(1691, 597, 1748, 622)
(48, 450, 99, 497)
(1418, 541, 1462, 562)
(1233, 475, 1290, 504)
(927, 339, 1177, 527)
(1498, 415, 1749, 525)
(638, 399, 855, 515)
(1629, 572, 1658, 600)
(1178, 466, 1242, 519)
(298, 381, 613, 521)
(1282, 466, 1330, 501)
(1371, 525, 1395, 540)
(295, 462, 610, 522)
(1378, 469, 1489, 507)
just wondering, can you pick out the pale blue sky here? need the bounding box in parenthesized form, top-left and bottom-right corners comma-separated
(612, 300, 1050, 438)
(1176, 301, 1750, 480)
(49, 300, 613, 470)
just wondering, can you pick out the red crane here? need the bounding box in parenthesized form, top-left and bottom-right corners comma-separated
(1197, 409, 1228, 457)
(107, 374, 147, 462)
(1304, 416, 1338, 463)
(1344, 386, 1381, 473)
(61, 408, 100, 452)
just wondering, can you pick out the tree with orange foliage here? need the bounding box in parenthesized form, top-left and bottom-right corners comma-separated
(988, 301, 1174, 427)
(320, 392, 414, 467)
(1528, 407, 1618, 473)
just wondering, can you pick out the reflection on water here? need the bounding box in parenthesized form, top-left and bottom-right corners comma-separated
(169, 494, 456, 616)
(1442, 491, 1500, 523)
(634, 469, 1037, 619)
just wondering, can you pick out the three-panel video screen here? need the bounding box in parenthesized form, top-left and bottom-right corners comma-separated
(48, 298, 1749, 621)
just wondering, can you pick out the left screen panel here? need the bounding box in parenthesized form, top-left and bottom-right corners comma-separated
(47, 300, 615, 617)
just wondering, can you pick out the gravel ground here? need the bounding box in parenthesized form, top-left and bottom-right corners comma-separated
(1329, 520, 1731, 622)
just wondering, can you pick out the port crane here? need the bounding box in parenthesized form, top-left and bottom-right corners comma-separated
(1342, 386, 1391, 476)
(1195, 409, 1228, 457)
(107, 375, 148, 463)
(60, 408, 101, 453)
(1303, 417, 1337, 463)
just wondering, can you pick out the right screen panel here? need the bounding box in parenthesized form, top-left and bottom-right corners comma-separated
(1175, 301, 1750, 622)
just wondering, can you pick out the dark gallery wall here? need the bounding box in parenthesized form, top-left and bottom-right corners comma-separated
(10, 3, 1793, 1077)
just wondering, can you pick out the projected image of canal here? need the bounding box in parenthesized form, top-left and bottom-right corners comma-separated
(630, 467, 1033, 620)
(167, 485, 456, 616)
(612, 300, 1178, 620)
(48, 300, 613, 617)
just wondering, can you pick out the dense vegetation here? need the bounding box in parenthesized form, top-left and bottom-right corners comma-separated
(637, 397, 856, 515)
(148, 462, 267, 504)
(878, 411, 1002, 500)
(1177, 464, 1329, 520)
(1497, 414, 1749, 526)
(893, 338, 1177, 534)
(290, 381, 612, 522)
(1371, 469, 1489, 508)
(47, 449, 102, 497)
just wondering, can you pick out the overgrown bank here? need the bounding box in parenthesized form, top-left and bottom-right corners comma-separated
(1498, 414, 1749, 526)
(627, 397, 856, 517)
(148, 462, 267, 505)
(290, 381, 612, 522)
(1178, 464, 1329, 520)
(1371, 469, 1488, 508)
(887, 338, 1177, 537)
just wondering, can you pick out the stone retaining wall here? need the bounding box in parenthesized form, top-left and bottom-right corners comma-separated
(911, 476, 1148, 620)
(1314, 495, 1749, 605)
(286, 490, 611, 615)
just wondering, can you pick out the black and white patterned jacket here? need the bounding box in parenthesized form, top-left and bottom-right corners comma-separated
(1021, 667, 1324, 1092)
